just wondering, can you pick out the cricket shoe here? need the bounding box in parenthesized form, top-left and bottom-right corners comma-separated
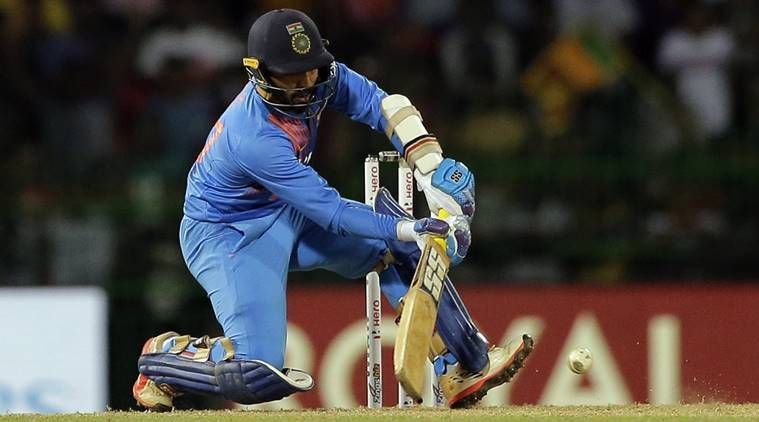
(439, 334, 534, 408)
(132, 331, 181, 411)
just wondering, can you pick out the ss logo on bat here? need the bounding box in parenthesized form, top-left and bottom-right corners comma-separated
(421, 248, 444, 304)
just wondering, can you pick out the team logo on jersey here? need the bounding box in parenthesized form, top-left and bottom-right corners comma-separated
(291, 33, 311, 54)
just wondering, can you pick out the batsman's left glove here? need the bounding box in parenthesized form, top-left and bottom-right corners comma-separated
(396, 214, 471, 266)
(444, 215, 471, 266)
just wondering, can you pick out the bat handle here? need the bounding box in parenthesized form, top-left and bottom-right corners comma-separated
(432, 209, 450, 250)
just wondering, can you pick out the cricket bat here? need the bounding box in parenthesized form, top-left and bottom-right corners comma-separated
(394, 229, 450, 402)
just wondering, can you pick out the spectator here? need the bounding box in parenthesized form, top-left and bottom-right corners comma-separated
(136, 1, 243, 79)
(658, 1, 735, 142)
(553, 0, 638, 42)
(438, 1, 518, 109)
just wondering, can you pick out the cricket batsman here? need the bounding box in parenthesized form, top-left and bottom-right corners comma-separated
(133, 8, 533, 410)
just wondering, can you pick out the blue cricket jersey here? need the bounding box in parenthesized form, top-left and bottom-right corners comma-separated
(183, 62, 403, 240)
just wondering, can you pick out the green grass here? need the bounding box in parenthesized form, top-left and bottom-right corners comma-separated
(2, 405, 759, 421)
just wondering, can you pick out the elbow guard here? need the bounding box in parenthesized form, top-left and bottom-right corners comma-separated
(381, 94, 443, 174)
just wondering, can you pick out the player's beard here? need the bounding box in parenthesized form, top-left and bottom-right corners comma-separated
(270, 89, 317, 116)
(288, 93, 311, 106)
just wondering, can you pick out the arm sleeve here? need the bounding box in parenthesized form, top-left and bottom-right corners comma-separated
(234, 134, 400, 240)
(327, 62, 404, 153)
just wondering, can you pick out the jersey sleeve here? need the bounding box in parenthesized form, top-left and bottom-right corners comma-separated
(233, 133, 400, 240)
(327, 62, 404, 153)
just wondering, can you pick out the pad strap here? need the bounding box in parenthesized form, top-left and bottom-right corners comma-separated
(164, 334, 235, 362)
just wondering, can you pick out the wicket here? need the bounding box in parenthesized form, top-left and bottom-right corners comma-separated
(363, 151, 445, 408)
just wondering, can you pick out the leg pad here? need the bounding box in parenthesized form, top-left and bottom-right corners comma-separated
(138, 332, 313, 404)
(216, 360, 314, 404)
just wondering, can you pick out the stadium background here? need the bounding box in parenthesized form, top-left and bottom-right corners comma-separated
(1, 0, 758, 413)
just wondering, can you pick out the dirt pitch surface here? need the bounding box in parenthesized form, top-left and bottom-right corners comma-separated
(2, 404, 759, 421)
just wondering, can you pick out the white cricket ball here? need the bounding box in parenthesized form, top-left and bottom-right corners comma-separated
(567, 347, 593, 374)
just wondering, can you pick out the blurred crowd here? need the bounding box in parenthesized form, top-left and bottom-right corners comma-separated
(2, 0, 759, 295)
(3, 0, 759, 409)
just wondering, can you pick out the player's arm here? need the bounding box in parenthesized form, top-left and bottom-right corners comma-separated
(381, 95, 475, 222)
(326, 63, 396, 145)
(328, 62, 476, 222)
(233, 135, 449, 243)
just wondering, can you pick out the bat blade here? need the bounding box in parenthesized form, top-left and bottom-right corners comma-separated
(394, 236, 450, 402)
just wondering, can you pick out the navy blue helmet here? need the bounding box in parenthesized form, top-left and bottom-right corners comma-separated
(243, 9, 336, 119)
